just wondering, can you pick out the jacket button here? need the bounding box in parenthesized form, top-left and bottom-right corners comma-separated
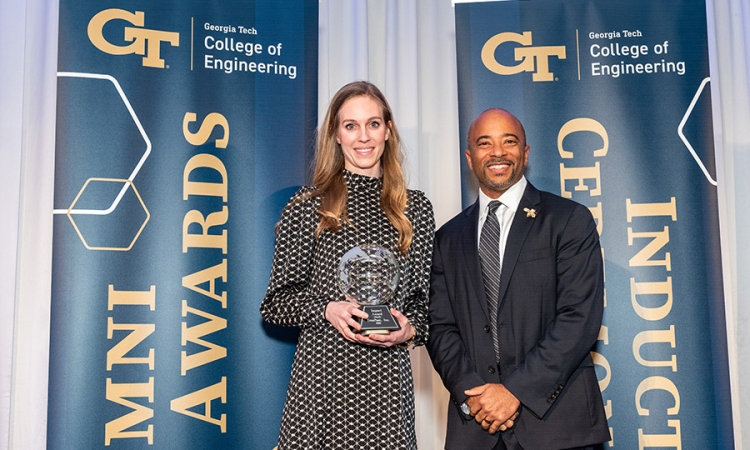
(484, 325, 491, 333)
(488, 366, 496, 374)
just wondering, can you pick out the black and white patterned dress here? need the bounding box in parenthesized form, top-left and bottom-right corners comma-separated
(261, 170, 435, 450)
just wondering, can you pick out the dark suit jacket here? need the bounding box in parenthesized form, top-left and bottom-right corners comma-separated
(427, 182, 610, 450)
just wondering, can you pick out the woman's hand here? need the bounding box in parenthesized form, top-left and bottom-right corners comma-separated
(355, 308, 415, 348)
(324, 300, 369, 342)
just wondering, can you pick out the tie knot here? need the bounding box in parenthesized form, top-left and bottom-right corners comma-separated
(488, 200, 501, 215)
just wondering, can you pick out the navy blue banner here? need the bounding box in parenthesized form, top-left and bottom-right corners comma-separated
(48, 1, 317, 448)
(455, 0, 732, 448)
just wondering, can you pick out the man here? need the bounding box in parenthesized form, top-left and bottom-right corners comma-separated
(427, 108, 610, 450)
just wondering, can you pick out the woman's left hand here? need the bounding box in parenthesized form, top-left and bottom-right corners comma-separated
(354, 308, 415, 348)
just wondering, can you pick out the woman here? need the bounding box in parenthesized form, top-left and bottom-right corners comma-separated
(260, 81, 434, 449)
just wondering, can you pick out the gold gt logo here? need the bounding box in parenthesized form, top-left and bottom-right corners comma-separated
(481, 32, 566, 82)
(88, 9, 180, 68)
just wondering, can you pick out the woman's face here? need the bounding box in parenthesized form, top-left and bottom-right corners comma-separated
(336, 95, 390, 177)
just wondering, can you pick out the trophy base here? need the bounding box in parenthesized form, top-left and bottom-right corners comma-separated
(361, 329, 391, 336)
(357, 305, 401, 335)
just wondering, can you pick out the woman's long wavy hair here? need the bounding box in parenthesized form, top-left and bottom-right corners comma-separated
(305, 81, 412, 254)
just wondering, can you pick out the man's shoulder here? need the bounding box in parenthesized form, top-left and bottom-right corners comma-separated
(537, 189, 575, 205)
(436, 204, 475, 237)
(534, 186, 590, 213)
(532, 187, 598, 234)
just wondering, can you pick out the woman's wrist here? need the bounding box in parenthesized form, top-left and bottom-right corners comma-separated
(398, 324, 417, 349)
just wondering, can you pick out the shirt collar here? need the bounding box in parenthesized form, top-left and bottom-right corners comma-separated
(478, 176, 527, 217)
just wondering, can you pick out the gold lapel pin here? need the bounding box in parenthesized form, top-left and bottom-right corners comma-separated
(524, 208, 537, 218)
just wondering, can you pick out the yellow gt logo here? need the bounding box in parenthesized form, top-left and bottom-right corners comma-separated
(88, 9, 179, 68)
(482, 31, 566, 82)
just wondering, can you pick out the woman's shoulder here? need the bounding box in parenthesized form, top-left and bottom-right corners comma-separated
(406, 189, 434, 219)
(288, 185, 320, 202)
(407, 188, 432, 208)
(280, 185, 320, 215)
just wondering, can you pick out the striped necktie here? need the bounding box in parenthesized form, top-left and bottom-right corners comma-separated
(479, 200, 501, 360)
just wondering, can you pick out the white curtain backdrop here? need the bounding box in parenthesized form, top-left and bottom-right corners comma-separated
(1, 0, 58, 449)
(708, 0, 750, 445)
(319, 1, 460, 446)
(0, 0, 747, 448)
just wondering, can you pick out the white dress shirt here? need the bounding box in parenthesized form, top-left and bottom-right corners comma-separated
(477, 176, 528, 264)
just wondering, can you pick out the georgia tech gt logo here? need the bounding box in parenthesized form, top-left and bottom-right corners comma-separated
(88, 9, 179, 68)
(481, 32, 566, 82)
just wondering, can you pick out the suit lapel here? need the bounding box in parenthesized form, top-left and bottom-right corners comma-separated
(498, 183, 541, 309)
(460, 201, 490, 320)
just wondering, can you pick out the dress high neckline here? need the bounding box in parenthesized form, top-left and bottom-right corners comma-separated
(344, 169, 382, 190)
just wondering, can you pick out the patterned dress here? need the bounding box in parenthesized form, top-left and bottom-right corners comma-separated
(261, 170, 435, 450)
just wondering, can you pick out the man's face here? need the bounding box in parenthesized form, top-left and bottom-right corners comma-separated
(465, 109, 529, 198)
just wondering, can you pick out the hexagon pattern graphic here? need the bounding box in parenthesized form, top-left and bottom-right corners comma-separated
(54, 72, 152, 250)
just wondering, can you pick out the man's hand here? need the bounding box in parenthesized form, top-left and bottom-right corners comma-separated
(465, 383, 521, 434)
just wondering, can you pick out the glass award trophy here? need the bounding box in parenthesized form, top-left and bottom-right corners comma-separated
(338, 244, 401, 335)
